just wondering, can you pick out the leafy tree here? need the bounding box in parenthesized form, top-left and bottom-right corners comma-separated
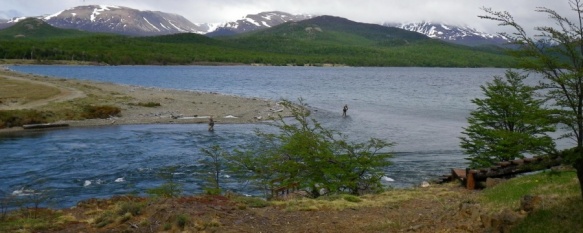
(200, 144, 228, 195)
(228, 99, 393, 198)
(480, 0, 583, 198)
(460, 70, 556, 168)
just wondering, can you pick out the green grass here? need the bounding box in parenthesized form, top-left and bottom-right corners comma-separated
(481, 170, 580, 208)
(131, 102, 161, 107)
(0, 77, 61, 103)
(479, 169, 583, 233)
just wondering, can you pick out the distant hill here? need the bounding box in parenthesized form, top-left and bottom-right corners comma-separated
(222, 15, 430, 51)
(218, 15, 514, 67)
(0, 17, 94, 39)
(0, 15, 515, 67)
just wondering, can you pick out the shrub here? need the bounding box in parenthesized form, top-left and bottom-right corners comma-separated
(343, 195, 362, 203)
(229, 99, 394, 197)
(138, 102, 161, 107)
(82, 105, 121, 119)
(116, 201, 144, 216)
(176, 214, 189, 230)
(94, 211, 115, 228)
(0, 109, 50, 128)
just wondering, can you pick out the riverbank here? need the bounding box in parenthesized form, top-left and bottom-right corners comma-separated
(1, 169, 580, 232)
(0, 66, 290, 133)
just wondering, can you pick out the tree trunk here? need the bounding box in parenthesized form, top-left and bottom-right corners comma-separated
(576, 159, 583, 200)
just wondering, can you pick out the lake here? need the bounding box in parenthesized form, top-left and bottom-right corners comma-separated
(1, 65, 507, 207)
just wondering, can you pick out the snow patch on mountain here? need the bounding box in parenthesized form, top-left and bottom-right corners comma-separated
(7, 17, 27, 23)
(44, 10, 65, 20)
(31, 5, 212, 36)
(206, 11, 313, 37)
(385, 21, 509, 46)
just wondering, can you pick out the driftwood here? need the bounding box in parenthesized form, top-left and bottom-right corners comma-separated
(22, 123, 69, 129)
(270, 178, 300, 198)
(448, 156, 563, 190)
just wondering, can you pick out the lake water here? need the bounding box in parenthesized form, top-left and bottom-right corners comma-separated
(1, 65, 507, 207)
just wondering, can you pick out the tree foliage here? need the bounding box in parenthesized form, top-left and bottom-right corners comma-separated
(480, 0, 583, 198)
(228, 99, 394, 198)
(200, 144, 228, 195)
(460, 70, 556, 168)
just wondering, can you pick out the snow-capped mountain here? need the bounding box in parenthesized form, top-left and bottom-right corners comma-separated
(38, 5, 217, 36)
(206, 11, 313, 37)
(385, 22, 509, 46)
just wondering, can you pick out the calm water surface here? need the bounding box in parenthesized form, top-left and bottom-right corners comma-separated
(2, 66, 507, 207)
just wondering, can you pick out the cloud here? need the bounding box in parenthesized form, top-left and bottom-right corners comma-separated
(0, 9, 23, 19)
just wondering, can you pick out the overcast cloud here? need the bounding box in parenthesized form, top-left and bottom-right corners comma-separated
(0, 0, 573, 34)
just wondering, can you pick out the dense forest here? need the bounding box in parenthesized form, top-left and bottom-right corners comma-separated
(0, 17, 516, 67)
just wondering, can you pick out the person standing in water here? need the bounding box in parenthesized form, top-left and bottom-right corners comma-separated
(208, 116, 215, 131)
(342, 104, 348, 117)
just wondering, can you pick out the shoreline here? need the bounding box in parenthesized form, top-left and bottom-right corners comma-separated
(0, 66, 291, 134)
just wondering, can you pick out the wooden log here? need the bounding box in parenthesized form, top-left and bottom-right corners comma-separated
(452, 168, 466, 180)
(22, 123, 69, 129)
(498, 161, 511, 167)
(511, 159, 524, 165)
(524, 158, 537, 163)
(466, 169, 476, 190)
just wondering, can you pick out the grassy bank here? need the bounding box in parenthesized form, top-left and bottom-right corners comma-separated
(0, 72, 123, 128)
(1, 169, 580, 232)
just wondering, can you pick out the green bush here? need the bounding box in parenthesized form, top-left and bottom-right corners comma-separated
(0, 109, 50, 128)
(94, 210, 115, 228)
(82, 105, 121, 119)
(139, 102, 161, 107)
(343, 195, 363, 203)
(229, 99, 394, 197)
(130, 102, 161, 107)
(116, 201, 144, 216)
(176, 214, 189, 230)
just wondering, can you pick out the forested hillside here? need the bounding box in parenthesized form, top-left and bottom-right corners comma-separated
(0, 17, 516, 67)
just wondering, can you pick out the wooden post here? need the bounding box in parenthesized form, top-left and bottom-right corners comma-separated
(466, 168, 476, 190)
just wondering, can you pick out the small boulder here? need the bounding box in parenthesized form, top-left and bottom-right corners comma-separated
(486, 209, 525, 232)
(520, 195, 542, 213)
(421, 181, 430, 188)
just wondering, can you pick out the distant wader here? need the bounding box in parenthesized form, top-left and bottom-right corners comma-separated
(208, 117, 215, 131)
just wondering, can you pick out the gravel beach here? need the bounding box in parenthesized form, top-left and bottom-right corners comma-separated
(0, 67, 290, 132)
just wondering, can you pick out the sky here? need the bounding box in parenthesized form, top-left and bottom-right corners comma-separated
(0, 0, 574, 34)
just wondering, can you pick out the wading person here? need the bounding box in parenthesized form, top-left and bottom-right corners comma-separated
(342, 104, 348, 117)
(208, 116, 215, 131)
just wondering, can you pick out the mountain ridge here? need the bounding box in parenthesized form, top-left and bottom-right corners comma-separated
(2, 5, 217, 36)
(384, 21, 509, 46)
(0, 14, 515, 67)
(0, 6, 507, 46)
(206, 11, 312, 37)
